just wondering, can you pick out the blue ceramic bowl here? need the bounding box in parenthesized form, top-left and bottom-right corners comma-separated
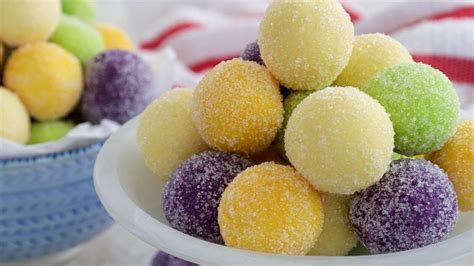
(0, 143, 113, 261)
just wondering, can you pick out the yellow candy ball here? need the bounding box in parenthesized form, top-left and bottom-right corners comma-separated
(0, 0, 61, 46)
(192, 58, 283, 154)
(308, 193, 357, 256)
(259, 0, 354, 90)
(94, 23, 134, 50)
(428, 120, 474, 211)
(334, 33, 413, 88)
(3, 42, 83, 121)
(137, 88, 208, 180)
(285, 87, 394, 194)
(218, 162, 324, 255)
(0, 87, 30, 144)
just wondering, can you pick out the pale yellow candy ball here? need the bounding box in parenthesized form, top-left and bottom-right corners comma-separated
(259, 0, 354, 90)
(218, 162, 324, 255)
(94, 23, 134, 50)
(308, 193, 357, 256)
(0, 87, 30, 144)
(0, 0, 61, 46)
(137, 88, 208, 180)
(285, 87, 394, 194)
(3, 42, 83, 120)
(334, 33, 413, 88)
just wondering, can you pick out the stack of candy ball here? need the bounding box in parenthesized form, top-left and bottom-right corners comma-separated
(0, 0, 153, 145)
(136, 0, 471, 257)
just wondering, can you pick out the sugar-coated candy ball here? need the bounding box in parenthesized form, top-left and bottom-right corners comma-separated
(28, 120, 75, 144)
(240, 41, 264, 65)
(0, 0, 61, 46)
(151, 252, 197, 266)
(350, 159, 458, 254)
(308, 193, 357, 256)
(218, 162, 324, 255)
(81, 50, 154, 124)
(428, 120, 474, 211)
(163, 151, 252, 244)
(50, 14, 104, 63)
(0, 87, 30, 144)
(275, 90, 314, 160)
(285, 87, 394, 194)
(192, 59, 283, 154)
(62, 0, 96, 22)
(3, 42, 83, 121)
(334, 33, 413, 88)
(137, 88, 208, 180)
(259, 0, 354, 90)
(95, 23, 134, 50)
(362, 63, 460, 156)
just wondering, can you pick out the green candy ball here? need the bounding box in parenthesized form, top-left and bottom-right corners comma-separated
(275, 90, 315, 159)
(28, 120, 75, 144)
(62, 0, 96, 22)
(362, 63, 460, 156)
(50, 14, 104, 63)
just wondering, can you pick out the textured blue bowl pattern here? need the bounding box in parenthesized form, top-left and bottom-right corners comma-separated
(0, 143, 113, 261)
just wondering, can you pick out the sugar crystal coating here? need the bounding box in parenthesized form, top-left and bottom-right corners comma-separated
(0, 87, 30, 144)
(192, 58, 283, 154)
(3, 42, 83, 120)
(50, 14, 104, 63)
(308, 193, 357, 256)
(259, 0, 354, 90)
(240, 41, 264, 65)
(275, 90, 315, 160)
(81, 49, 154, 124)
(428, 120, 474, 211)
(218, 162, 324, 255)
(0, 0, 61, 46)
(95, 23, 134, 50)
(362, 63, 460, 156)
(163, 150, 253, 244)
(285, 87, 394, 194)
(350, 159, 458, 254)
(151, 251, 197, 266)
(334, 33, 413, 88)
(137, 88, 208, 180)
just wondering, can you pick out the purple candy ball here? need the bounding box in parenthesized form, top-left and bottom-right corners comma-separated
(81, 50, 154, 124)
(241, 41, 264, 65)
(163, 150, 253, 244)
(151, 251, 196, 266)
(350, 159, 458, 254)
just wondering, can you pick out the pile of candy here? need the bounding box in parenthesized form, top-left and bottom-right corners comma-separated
(137, 0, 472, 256)
(0, 0, 153, 145)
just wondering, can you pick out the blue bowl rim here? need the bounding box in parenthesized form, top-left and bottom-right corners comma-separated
(0, 142, 103, 167)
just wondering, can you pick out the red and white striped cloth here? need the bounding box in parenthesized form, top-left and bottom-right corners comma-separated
(137, 0, 474, 118)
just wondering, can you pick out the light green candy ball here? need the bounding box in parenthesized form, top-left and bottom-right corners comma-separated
(28, 120, 75, 144)
(275, 90, 315, 159)
(50, 14, 104, 63)
(62, 0, 96, 22)
(362, 63, 460, 156)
